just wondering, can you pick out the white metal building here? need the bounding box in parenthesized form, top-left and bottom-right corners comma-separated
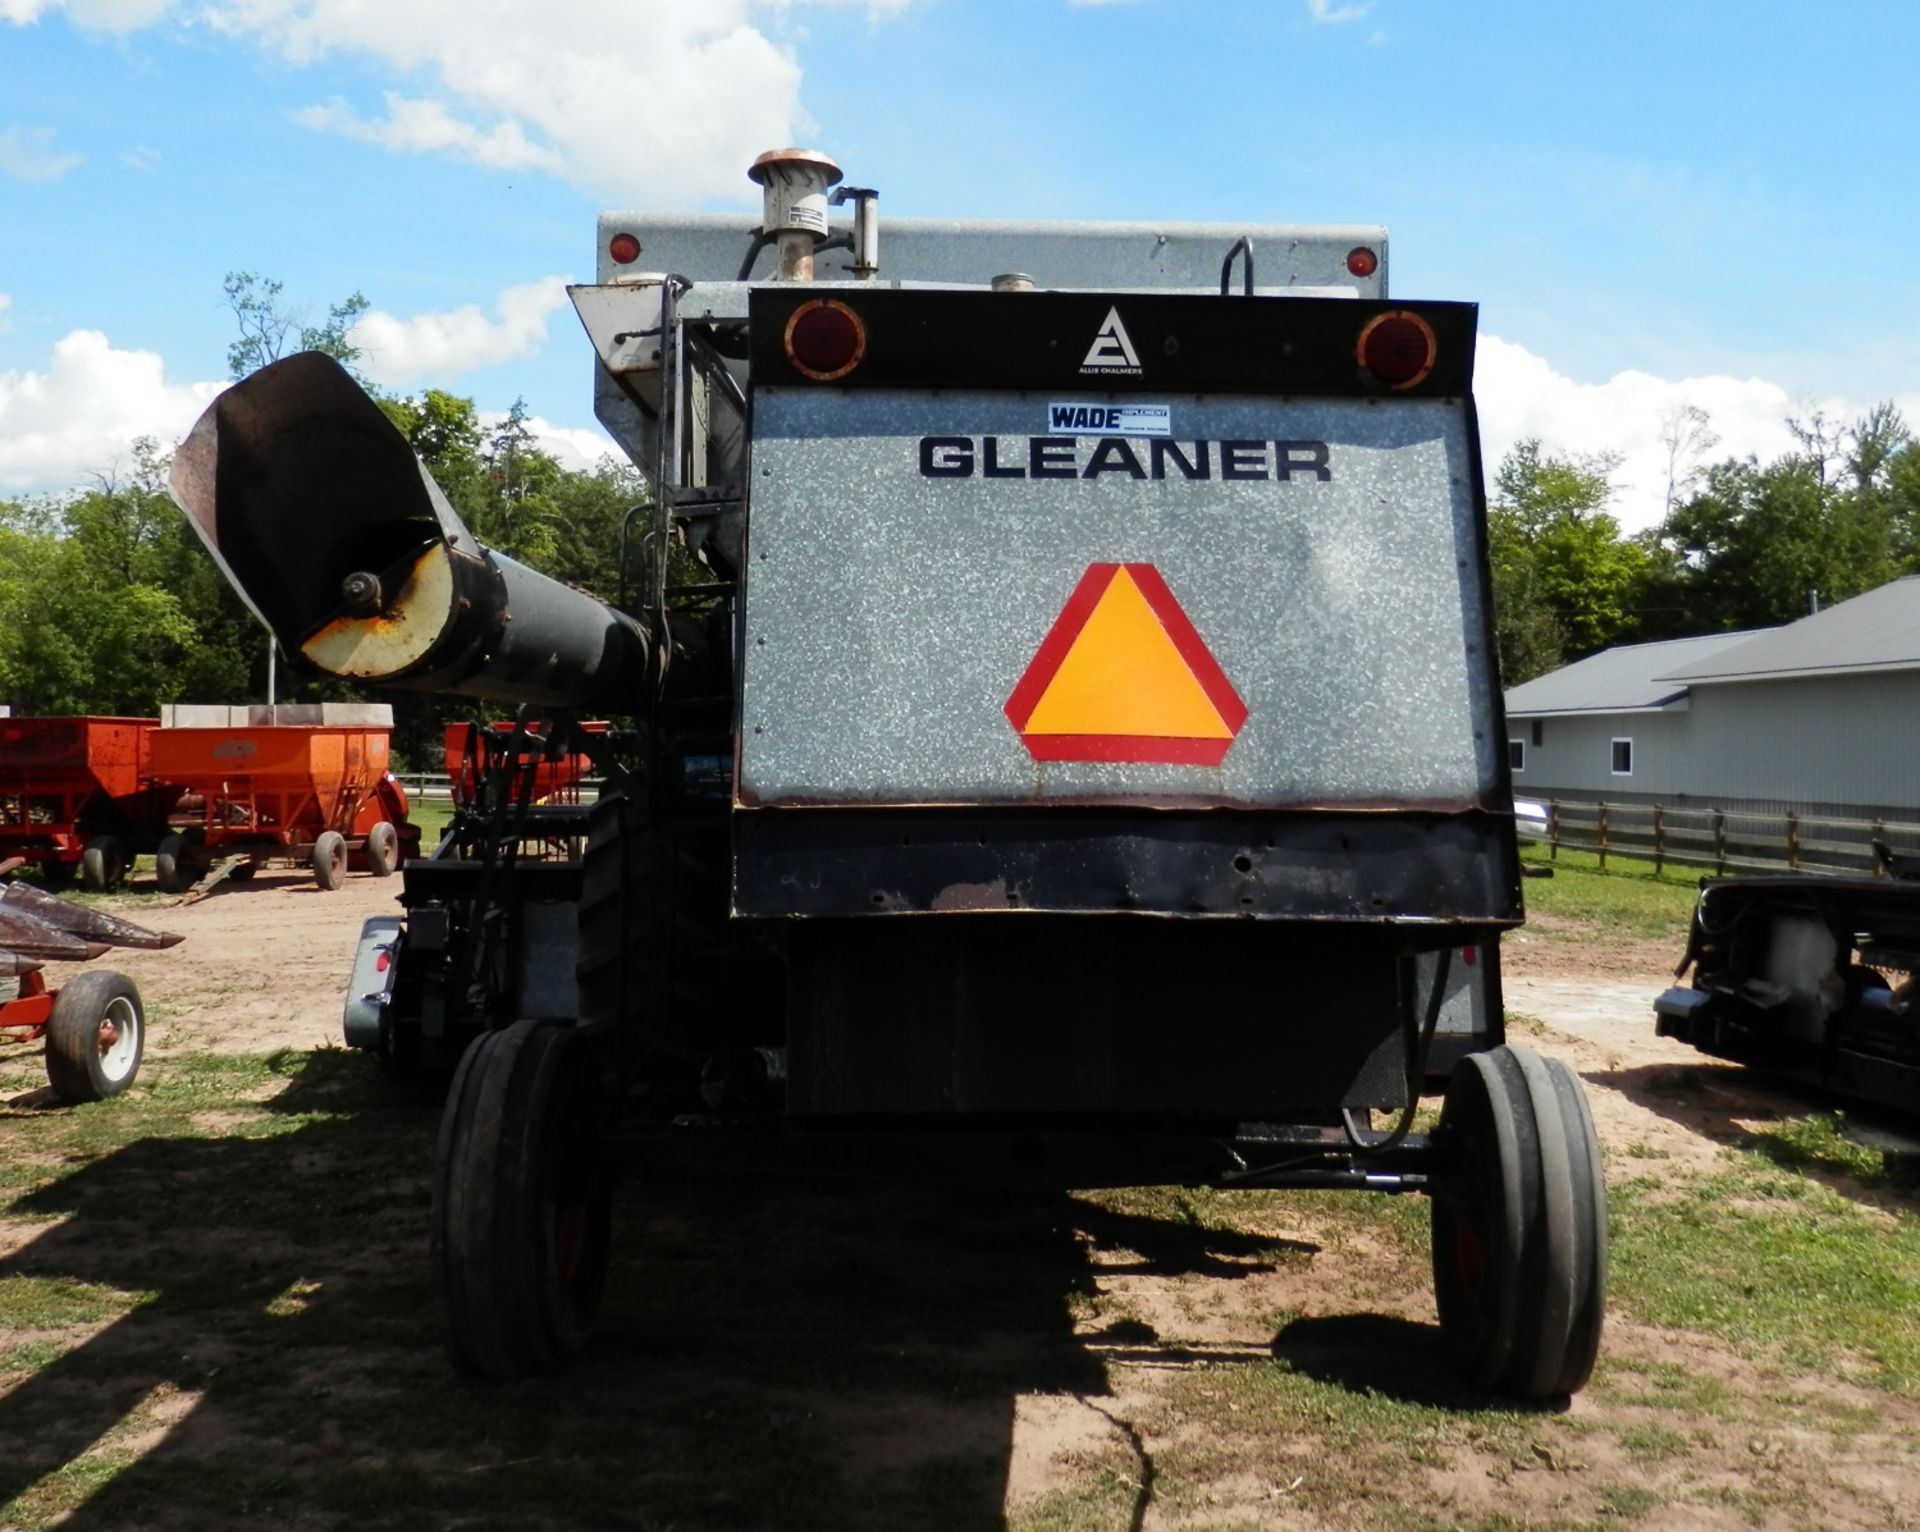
(1504, 576, 1920, 818)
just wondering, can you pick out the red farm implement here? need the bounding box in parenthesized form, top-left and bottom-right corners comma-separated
(0, 878, 180, 1103)
(147, 704, 418, 892)
(0, 716, 178, 891)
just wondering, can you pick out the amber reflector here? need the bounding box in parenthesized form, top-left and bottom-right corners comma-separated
(785, 299, 866, 381)
(1356, 310, 1437, 390)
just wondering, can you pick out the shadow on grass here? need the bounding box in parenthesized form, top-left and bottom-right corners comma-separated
(1271, 1313, 1566, 1414)
(0, 1051, 1329, 1531)
(1587, 1059, 1920, 1207)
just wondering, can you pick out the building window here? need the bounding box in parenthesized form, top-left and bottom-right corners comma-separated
(1531, 719, 1544, 747)
(1509, 739, 1526, 772)
(1610, 737, 1633, 776)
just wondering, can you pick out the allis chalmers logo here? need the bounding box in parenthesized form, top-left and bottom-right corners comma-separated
(1080, 307, 1142, 376)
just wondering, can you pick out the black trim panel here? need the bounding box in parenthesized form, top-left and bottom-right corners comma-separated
(748, 289, 1477, 397)
(734, 807, 1522, 931)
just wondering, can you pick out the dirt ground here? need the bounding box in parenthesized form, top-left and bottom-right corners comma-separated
(8, 877, 1920, 1530)
(33, 870, 403, 1058)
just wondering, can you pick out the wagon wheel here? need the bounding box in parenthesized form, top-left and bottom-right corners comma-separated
(81, 836, 127, 893)
(154, 833, 191, 894)
(44, 970, 145, 1104)
(433, 1020, 612, 1378)
(1430, 1045, 1606, 1400)
(365, 821, 400, 878)
(312, 830, 348, 891)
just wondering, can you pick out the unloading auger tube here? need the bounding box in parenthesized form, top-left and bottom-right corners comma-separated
(168, 351, 653, 710)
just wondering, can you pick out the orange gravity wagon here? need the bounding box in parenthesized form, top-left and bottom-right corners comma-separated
(146, 704, 418, 891)
(0, 716, 180, 890)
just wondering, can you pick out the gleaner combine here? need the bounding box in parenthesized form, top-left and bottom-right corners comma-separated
(168, 150, 1606, 1399)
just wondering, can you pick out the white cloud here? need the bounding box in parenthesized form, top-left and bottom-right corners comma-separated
(196, 0, 898, 205)
(491, 414, 623, 474)
(1306, 0, 1371, 24)
(120, 143, 163, 172)
(0, 293, 11, 336)
(0, 0, 171, 28)
(0, 124, 83, 182)
(295, 94, 565, 175)
(7, 1, 913, 203)
(1473, 335, 1920, 533)
(0, 330, 224, 494)
(348, 276, 572, 388)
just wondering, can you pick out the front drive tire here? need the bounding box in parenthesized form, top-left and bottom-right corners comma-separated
(44, 970, 145, 1103)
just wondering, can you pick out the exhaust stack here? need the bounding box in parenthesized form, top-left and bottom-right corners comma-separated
(169, 352, 651, 710)
(748, 148, 842, 281)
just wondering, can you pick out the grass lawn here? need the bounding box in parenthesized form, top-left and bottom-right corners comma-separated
(1519, 843, 1701, 942)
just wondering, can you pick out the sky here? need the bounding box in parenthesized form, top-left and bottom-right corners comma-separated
(2, 0, 1918, 531)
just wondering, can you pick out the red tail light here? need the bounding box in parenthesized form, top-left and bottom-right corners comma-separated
(608, 233, 641, 265)
(1347, 246, 1378, 279)
(1356, 310, 1437, 390)
(784, 299, 867, 381)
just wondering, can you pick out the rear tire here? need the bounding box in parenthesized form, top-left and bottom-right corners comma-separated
(79, 840, 125, 898)
(44, 970, 145, 1103)
(312, 831, 347, 891)
(1431, 1045, 1606, 1400)
(154, 834, 191, 894)
(365, 821, 400, 878)
(433, 1021, 612, 1378)
(81, 836, 126, 893)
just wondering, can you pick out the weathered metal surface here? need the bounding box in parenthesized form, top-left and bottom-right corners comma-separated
(0, 880, 182, 949)
(595, 212, 1388, 296)
(733, 809, 1522, 926)
(169, 352, 652, 710)
(738, 385, 1497, 810)
(0, 949, 44, 978)
(0, 905, 108, 961)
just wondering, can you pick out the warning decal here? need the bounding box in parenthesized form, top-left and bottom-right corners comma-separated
(1004, 563, 1248, 765)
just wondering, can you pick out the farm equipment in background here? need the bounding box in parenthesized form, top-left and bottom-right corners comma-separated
(146, 704, 418, 892)
(1656, 846, 1920, 1111)
(0, 716, 181, 890)
(445, 720, 609, 812)
(0, 877, 180, 1102)
(168, 148, 1605, 1402)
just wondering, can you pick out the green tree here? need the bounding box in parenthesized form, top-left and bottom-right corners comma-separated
(1487, 439, 1647, 683)
(1660, 453, 1898, 631)
(223, 271, 369, 381)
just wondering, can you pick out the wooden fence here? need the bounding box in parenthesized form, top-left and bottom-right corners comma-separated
(1539, 799, 1920, 879)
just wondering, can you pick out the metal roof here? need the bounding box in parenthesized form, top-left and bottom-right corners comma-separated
(1505, 630, 1766, 716)
(1656, 576, 1920, 684)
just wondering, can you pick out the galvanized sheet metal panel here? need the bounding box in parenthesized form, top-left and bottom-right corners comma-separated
(738, 388, 1499, 808)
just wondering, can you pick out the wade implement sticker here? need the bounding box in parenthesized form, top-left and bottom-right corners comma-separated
(1046, 402, 1171, 437)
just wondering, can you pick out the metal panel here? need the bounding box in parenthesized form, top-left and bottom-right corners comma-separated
(597, 212, 1388, 296)
(739, 387, 1498, 808)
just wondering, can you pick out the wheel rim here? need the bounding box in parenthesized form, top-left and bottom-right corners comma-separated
(97, 996, 139, 1082)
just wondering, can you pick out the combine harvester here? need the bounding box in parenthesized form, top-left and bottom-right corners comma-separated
(168, 149, 1604, 1399)
(0, 716, 179, 890)
(0, 877, 178, 1102)
(147, 704, 416, 891)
